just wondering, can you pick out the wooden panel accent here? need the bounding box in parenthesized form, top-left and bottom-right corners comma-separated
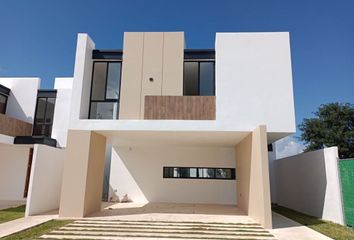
(0, 113, 32, 137)
(144, 96, 215, 120)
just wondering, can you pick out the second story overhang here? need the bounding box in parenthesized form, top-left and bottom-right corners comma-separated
(69, 32, 296, 143)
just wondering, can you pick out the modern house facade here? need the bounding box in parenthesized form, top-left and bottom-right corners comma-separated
(0, 31, 295, 229)
(60, 31, 295, 229)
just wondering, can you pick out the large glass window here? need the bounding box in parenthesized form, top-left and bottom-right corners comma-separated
(33, 97, 56, 137)
(183, 61, 215, 96)
(163, 167, 235, 180)
(0, 94, 7, 114)
(89, 61, 122, 119)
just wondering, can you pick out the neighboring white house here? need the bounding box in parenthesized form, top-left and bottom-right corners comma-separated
(0, 77, 71, 215)
(0, 32, 295, 229)
(0, 78, 40, 202)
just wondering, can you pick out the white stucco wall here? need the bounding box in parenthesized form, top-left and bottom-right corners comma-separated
(215, 32, 295, 134)
(0, 144, 30, 200)
(109, 145, 236, 205)
(0, 78, 40, 123)
(25, 144, 65, 216)
(275, 147, 344, 225)
(69, 33, 95, 127)
(51, 78, 73, 147)
(0, 134, 14, 145)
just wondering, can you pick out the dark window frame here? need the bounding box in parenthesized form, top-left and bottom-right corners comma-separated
(163, 166, 236, 180)
(183, 60, 215, 96)
(184, 49, 215, 60)
(92, 50, 123, 60)
(32, 91, 57, 137)
(0, 93, 8, 114)
(88, 60, 122, 119)
(0, 84, 10, 114)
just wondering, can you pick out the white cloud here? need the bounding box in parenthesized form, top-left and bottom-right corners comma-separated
(275, 136, 305, 159)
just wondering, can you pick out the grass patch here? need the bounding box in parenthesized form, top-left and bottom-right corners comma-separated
(273, 204, 354, 240)
(2, 220, 72, 240)
(0, 205, 25, 224)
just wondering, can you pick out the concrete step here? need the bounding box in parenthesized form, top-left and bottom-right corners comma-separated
(76, 219, 260, 225)
(73, 220, 262, 228)
(68, 223, 263, 230)
(62, 225, 267, 232)
(40, 236, 275, 240)
(53, 228, 272, 236)
(44, 230, 274, 239)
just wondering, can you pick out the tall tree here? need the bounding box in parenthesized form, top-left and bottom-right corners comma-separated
(299, 103, 354, 158)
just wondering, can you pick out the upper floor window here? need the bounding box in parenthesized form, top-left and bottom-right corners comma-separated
(33, 91, 56, 137)
(183, 50, 215, 96)
(89, 61, 122, 119)
(0, 84, 10, 114)
(183, 61, 215, 96)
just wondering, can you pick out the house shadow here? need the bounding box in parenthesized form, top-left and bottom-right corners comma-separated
(89, 202, 245, 218)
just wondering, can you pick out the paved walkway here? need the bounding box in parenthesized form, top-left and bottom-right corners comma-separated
(42, 203, 274, 239)
(270, 212, 333, 240)
(0, 203, 335, 239)
(0, 213, 57, 238)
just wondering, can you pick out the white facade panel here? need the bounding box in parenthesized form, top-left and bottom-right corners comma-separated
(215, 32, 296, 134)
(69, 33, 95, 126)
(25, 144, 65, 216)
(52, 78, 73, 147)
(109, 145, 236, 205)
(0, 78, 40, 123)
(0, 144, 30, 200)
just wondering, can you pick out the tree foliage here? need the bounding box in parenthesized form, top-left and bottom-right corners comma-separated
(299, 103, 354, 158)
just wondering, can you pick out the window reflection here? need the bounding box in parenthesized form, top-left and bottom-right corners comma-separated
(163, 167, 235, 180)
(89, 102, 118, 119)
(183, 61, 215, 96)
(89, 61, 122, 119)
(33, 97, 56, 137)
(0, 94, 7, 114)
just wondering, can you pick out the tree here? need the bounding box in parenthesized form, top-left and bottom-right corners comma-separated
(299, 102, 354, 158)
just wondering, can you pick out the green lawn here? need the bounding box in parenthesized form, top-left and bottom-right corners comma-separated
(273, 205, 354, 240)
(0, 205, 25, 224)
(2, 220, 72, 240)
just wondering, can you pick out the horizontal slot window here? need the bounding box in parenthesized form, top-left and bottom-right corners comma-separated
(163, 167, 235, 180)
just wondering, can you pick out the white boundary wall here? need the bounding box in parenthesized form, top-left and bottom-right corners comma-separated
(109, 145, 236, 205)
(0, 144, 30, 200)
(0, 78, 40, 123)
(25, 144, 65, 216)
(275, 147, 344, 225)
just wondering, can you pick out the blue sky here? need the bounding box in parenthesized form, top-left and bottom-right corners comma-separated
(0, 0, 353, 151)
